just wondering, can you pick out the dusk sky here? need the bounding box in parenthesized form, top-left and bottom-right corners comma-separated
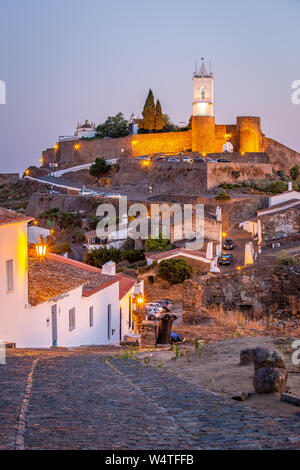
(0, 0, 299, 173)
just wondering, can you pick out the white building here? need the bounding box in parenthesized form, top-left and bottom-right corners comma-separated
(192, 60, 214, 117)
(75, 120, 97, 139)
(0, 208, 140, 348)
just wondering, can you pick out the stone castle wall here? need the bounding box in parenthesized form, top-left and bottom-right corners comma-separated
(182, 265, 300, 322)
(42, 116, 300, 175)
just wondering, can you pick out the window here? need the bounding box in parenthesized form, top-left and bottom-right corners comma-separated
(6, 259, 14, 292)
(89, 306, 94, 327)
(69, 308, 76, 331)
(107, 304, 111, 340)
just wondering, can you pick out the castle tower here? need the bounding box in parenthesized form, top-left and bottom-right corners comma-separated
(192, 60, 215, 154)
(192, 60, 214, 117)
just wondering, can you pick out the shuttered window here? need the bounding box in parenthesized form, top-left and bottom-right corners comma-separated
(69, 308, 76, 331)
(89, 306, 94, 327)
(6, 260, 14, 292)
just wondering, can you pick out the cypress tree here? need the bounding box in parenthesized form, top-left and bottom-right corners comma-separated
(155, 99, 164, 131)
(141, 89, 156, 131)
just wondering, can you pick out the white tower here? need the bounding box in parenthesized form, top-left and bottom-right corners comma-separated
(192, 60, 214, 117)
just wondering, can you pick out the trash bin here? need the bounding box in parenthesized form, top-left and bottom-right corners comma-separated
(157, 314, 177, 344)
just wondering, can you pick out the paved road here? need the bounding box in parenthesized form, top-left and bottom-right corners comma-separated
(1, 349, 300, 450)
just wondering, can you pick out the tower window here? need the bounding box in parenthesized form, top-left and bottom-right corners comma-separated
(200, 87, 205, 100)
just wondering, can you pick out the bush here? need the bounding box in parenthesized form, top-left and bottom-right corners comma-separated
(290, 165, 299, 181)
(89, 158, 111, 179)
(49, 242, 71, 255)
(277, 251, 297, 266)
(85, 247, 145, 268)
(158, 259, 193, 284)
(215, 190, 231, 200)
(145, 233, 170, 252)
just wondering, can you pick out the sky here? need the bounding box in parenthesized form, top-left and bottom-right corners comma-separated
(0, 0, 299, 173)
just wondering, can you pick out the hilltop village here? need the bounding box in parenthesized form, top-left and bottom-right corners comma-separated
(0, 63, 300, 451)
(1, 60, 299, 350)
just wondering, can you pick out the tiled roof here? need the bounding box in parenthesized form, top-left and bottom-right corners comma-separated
(116, 273, 136, 300)
(146, 247, 208, 261)
(28, 253, 118, 306)
(258, 200, 300, 216)
(0, 208, 33, 226)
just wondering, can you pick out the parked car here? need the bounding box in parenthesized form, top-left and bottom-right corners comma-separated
(156, 299, 173, 311)
(193, 157, 205, 162)
(146, 302, 164, 313)
(79, 189, 98, 196)
(146, 307, 162, 320)
(218, 253, 233, 265)
(182, 157, 193, 163)
(137, 156, 151, 160)
(223, 238, 234, 250)
(206, 158, 217, 163)
(167, 157, 180, 162)
(217, 158, 231, 162)
(155, 155, 165, 160)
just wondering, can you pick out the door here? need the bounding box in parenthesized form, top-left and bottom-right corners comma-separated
(51, 305, 58, 347)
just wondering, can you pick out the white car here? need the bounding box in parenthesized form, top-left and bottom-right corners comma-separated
(167, 157, 180, 162)
(79, 189, 98, 196)
(146, 302, 164, 313)
(182, 157, 193, 163)
(146, 307, 162, 320)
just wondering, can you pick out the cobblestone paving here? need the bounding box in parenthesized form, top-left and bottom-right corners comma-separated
(1, 350, 300, 450)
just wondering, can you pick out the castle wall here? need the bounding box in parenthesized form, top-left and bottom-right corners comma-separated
(43, 131, 192, 169)
(192, 116, 215, 154)
(237, 116, 263, 153)
(264, 138, 300, 171)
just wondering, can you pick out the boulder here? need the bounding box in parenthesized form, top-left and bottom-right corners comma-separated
(239, 348, 255, 365)
(252, 346, 286, 370)
(253, 367, 287, 394)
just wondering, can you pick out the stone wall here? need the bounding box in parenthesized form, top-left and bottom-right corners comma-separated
(264, 138, 300, 172)
(0, 173, 19, 185)
(182, 265, 300, 322)
(260, 205, 300, 243)
(206, 162, 273, 189)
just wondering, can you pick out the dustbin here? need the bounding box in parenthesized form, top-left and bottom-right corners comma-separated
(157, 314, 177, 344)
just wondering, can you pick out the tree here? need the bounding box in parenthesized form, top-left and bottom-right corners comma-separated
(96, 113, 129, 138)
(162, 114, 176, 132)
(145, 233, 170, 252)
(155, 100, 164, 131)
(89, 158, 111, 179)
(139, 89, 156, 131)
(290, 165, 299, 181)
(85, 247, 122, 268)
(158, 259, 193, 285)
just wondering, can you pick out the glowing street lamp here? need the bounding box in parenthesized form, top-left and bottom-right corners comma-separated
(35, 236, 47, 258)
(74, 143, 80, 151)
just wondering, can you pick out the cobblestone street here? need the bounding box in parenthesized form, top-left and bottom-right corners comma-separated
(1, 349, 300, 450)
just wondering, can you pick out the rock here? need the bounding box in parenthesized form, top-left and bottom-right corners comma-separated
(280, 393, 300, 407)
(252, 346, 286, 370)
(239, 348, 255, 365)
(253, 367, 287, 394)
(232, 391, 248, 401)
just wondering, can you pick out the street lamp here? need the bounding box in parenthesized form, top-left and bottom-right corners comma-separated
(35, 236, 47, 258)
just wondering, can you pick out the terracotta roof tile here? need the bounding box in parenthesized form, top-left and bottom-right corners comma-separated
(28, 253, 118, 306)
(0, 208, 33, 226)
(116, 273, 136, 300)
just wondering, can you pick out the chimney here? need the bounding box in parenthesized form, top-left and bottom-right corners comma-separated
(101, 261, 116, 276)
(288, 181, 293, 191)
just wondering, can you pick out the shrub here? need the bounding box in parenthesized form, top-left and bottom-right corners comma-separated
(89, 158, 111, 179)
(277, 251, 297, 266)
(49, 242, 71, 255)
(290, 165, 299, 181)
(215, 190, 231, 200)
(158, 259, 193, 284)
(145, 233, 170, 252)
